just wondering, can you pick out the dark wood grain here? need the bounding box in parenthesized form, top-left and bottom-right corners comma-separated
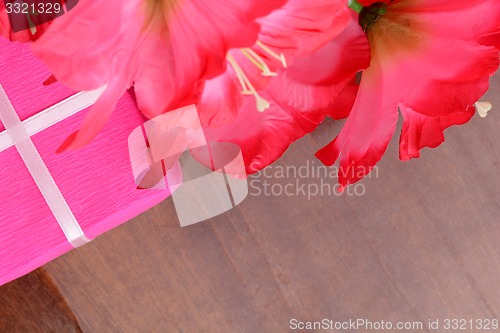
(0, 269, 82, 333)
(3, 76, 500, 332)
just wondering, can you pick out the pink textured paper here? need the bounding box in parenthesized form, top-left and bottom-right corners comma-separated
(0, 38, 176, 286)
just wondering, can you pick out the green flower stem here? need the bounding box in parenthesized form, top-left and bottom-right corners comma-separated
(348, 0, 364, 14)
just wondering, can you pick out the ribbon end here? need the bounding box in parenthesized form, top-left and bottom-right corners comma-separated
(69, 235, 92, 248)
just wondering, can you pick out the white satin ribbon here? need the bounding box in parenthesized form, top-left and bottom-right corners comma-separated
(0, 85, 105, 247)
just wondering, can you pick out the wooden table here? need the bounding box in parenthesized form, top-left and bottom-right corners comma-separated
(1, 76, 499, 333)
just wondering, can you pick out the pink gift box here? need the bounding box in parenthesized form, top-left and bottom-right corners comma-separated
(0, 38, 177, 286)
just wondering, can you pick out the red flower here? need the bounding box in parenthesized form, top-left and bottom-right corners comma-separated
(31, 0, 285, 151)
(316, 0, 500, 187)
(197, 1, 370, 173)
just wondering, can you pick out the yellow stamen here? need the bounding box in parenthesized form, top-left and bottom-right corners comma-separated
(228, 56, 251, 95)
(256, 41, 287, 68)
(240, 48, 277, 77)
(227, 54, 270, 112)
(26, 14, 36, 35)
(475, 101, 492, 118)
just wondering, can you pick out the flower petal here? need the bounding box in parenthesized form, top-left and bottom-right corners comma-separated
(202, 93, 295, 174)
(315, 57, 399, 187)
(57, 77, 128, 151)
(268, 19, 370, 128)
(478, 28, 500, 49)
(316, 8, 499, 187)
(197, 66, 242, 127)
(257, 0, 351, 64)
(164, 0, 286, 110)
(389, 0, 500, 44)
(32, 0, 141, 90)
(370, 11, 499, 118)
(398, 104, 475, 160)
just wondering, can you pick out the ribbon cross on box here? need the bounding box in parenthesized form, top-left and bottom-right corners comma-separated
(0, 84, 103, 247)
